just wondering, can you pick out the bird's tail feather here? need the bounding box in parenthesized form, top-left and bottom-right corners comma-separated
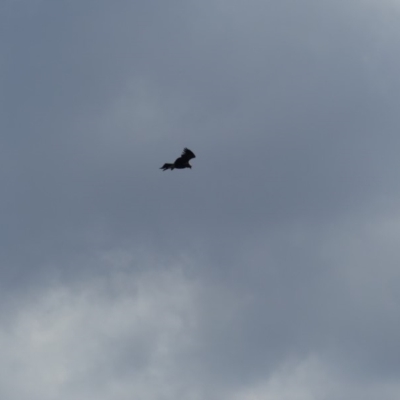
(160, 163, 174, 171)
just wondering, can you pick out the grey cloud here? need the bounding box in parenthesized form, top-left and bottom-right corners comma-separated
(1, 0, 400, 399)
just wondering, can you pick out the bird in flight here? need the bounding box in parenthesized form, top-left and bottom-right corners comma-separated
(160, 148, 196, 171)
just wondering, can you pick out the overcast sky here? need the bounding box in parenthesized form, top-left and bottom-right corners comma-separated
(1, 1, 400, 399)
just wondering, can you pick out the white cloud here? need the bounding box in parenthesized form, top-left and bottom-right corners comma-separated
(0, 264, 199, 400)
(230, 355, 400, 400)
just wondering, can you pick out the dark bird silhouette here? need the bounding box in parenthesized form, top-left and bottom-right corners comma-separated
(160, 148, 196, 171)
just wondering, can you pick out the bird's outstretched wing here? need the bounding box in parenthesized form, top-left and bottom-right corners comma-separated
(181, 148, 196, 161)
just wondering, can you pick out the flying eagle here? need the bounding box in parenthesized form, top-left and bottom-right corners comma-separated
(160, 148, 196, 171)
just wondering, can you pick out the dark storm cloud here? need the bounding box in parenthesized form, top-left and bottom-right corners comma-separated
(0, 0, 400, 399)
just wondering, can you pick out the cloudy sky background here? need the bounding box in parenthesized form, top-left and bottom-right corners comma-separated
(1, 0, 400, 398)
